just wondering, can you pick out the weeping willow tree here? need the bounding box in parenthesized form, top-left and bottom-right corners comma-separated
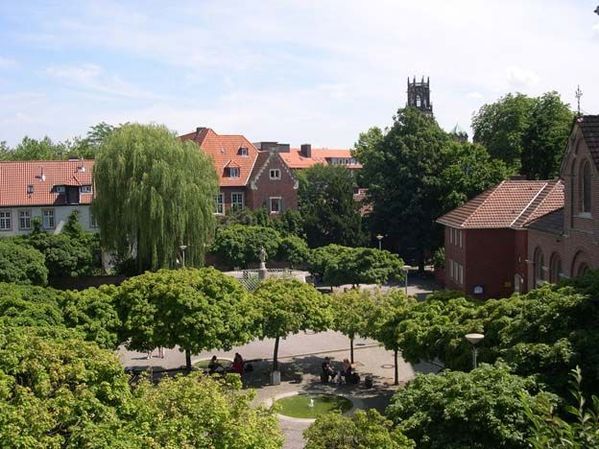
(93, 123, 218, 273)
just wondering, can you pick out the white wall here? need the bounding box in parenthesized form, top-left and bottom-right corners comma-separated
(0, 205, 98, 236)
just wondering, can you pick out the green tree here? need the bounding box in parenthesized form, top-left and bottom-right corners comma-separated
(521, 92, 574, 179)
(278, 234, 310, 268)
(354, 108, 450, 270)
(387, 363, 556, 449)
(211, 224, 282, 268)
(253, 278, 331, 372)
(93, 123, 218, 273)
(304, 409, 415, 449)
(331, 288, 376, 363)
(117, 268, 256, 371)
(0, 282, 63, 328)
(472, 92, 536, 170)
(298, 164, 366, 248)
(0, 239, 48, 285)
(0, 136, 69, 161)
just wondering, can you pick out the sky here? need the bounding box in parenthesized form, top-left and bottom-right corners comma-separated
(0, 0, 598, 148)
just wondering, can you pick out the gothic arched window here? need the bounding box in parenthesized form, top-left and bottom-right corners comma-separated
(416, 95, 421, 107)
(549, 253, 562, 283)
(533, 247, 545, 286)
(580, 160, 592, 213)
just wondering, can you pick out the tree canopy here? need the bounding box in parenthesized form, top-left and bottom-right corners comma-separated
(117, 268, 256, 370)
(93, 123, 218, 272)
(0, 239, 48, 285)
(298, 164, 367, 248)
(211, 224, 282, 268)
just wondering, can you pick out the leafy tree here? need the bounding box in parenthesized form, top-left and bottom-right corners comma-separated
(387, 363, 556, 449)
(0, 136, 69, 161)
(132, 373, 283, 449)
(117, 268, 256, 370)
(253, 278, 331, 372)
(273, 209, 305, 237)
(304, 409, 415, 449)
(353, 126, 385, 168)
(59, 285, 121, 349)
(211, 224, 282, 268)
(331, 288, 377, 363)
(298, 164, 366, 248)
(354, 108, 450, 270)
(521, 92, 574, 179)
(472, 93, 536, 170)
(93, 123, 218, 273)
(0, 282, 63, 327)
(0, 239, 48, 285)
(278, 234, 310, 268)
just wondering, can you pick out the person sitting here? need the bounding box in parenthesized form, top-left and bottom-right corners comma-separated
(321, 357, 335, 383)
(340, 358, 352, 384)
(208, 355, 224, 374)
(231, 353, 244, 375)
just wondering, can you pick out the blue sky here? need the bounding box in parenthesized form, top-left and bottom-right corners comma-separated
(0, 1, 598, 147)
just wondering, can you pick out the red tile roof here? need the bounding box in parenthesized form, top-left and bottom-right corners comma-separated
(436, 180, 564, 229)
(180, 128, 259, 187)
(0, 160, 94, 207)
(279, 148, 362, 170)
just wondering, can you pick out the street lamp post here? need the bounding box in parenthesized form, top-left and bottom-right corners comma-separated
(376, 234, 383, 250)
(465, 333, 484, 369)
(179, 245, 188, 268)
(402, 265, 410, 295)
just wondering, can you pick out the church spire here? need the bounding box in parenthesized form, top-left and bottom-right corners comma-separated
(407, 76, 433, 117)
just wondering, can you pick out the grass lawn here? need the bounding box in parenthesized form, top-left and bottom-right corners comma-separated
(275, 394, 352, 419)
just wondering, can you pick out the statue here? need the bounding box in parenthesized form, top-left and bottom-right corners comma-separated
(258, 246, 267, 277)
(259, 246, 267, 264)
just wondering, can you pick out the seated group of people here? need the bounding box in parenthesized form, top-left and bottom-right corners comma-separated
(207, 353, 245, 375)
(321, 357, 358, 384)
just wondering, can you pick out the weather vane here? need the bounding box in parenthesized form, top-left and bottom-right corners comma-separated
(575, 85, 583, 116)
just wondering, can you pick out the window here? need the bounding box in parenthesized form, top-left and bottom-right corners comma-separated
(449, 228, 454, 245)
(0, 211, 11, 231)
(416, 95, 421, 107)
(227, 167, 240, 178)
(269, 169, 281, 180)
(42, 209, 55, 229)
(27, 185, 34, 194)
(269, 197, 282, 214)
(19, 210, 31, 230)
(458, 230, 463, 248)
(81, 185, 92, 194)
(549, 253, 562, 283)
(458, 263, 464, 285)
(231, 192, 244, 210)
(533, 248, 545, 286)
(577, 263, 590, 277)
(238, 147, 249, 156)
(215, 193, 224, 215)
(580, 161, 592, 213)
(55, 186, 65, 194)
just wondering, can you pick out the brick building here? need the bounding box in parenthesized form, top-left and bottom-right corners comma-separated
(0, 159, 96, 236)
(437, 180, 563, 298)
(180, 128, 298, 215)
(526, 115, 599, 288)
(254, 142, 361, 171)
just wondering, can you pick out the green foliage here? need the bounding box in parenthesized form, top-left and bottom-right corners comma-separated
(117, 268, 256, 369)
(298, 164, 366, 248)
(304, 409, 415, 449)
(0, 136, 70, 161)
(309, 244, 404, 286)
(472, 91, 573, 177)
(211, 224, 282, 268)
(432, 247, 445, 268)
(278, 234, 310, 268)
(93, 123, 218, 273)
(331, 289, 374, 340)
(367, 290, 413, 352)
(525, 367, 599, 449)
(0, 239, 48, 285)
(0, 282, 63, 327)
(387, 363, 556, 449)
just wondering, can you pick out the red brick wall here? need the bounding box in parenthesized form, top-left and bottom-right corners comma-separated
(444, 226, 466, 292)
(247, 153, 298, 213)
(217, 186, 250, 214)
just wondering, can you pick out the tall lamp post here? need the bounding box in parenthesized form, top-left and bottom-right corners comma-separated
(465, 333, 484, 369)
(179, 244, 188, 268)
(402, 265, 410, 295)
(376, 234, 384, 250)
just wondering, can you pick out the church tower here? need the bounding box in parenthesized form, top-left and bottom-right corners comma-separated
(407, 76, 433, 117)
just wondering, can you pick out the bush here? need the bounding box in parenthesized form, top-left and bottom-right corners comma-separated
(210, 224, 282, 268)
(278, 235, 309, 268)
(0, 239, 48, 285)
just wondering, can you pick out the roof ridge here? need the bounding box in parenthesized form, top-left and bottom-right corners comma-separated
(509, 181, 548, 227)
(462, 180, 505, 227)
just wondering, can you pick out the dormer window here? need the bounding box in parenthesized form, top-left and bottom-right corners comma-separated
(55, 186, 66, 194)
(238, 147, 249, 156)
(81, 185, 92, 194)
(227, 167, 240, 178)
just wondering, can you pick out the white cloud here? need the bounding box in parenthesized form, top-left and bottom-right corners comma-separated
(0, 56, 18, 69)
(506, 66, 540, 90)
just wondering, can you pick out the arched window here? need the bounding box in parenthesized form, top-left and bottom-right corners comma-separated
(577, 263, 590, 277)
(580, 160, 592, 213)
(533, 248, 545, 286)
(549, 253, 562, 283)
(416, 95, 421, 107)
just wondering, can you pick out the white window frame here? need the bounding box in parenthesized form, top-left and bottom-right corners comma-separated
(231, 192, 245, 210)
(269, 197, 282, 214)
(215, 193, 224, 215)
(81, 185, 92, 194)
(228, 167, 240, 178)
(239, 147, 249, 156)
(269, 169, 281, 180)
(42, 209, 55, 229)
(19, 210, 32, 230)
(0, 211, 12, 231)
(55, 185, 65, 194)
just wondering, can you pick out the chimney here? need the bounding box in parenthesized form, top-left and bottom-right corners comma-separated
(300, 144, 312, 158)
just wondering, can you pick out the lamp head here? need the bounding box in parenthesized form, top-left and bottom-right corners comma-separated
(465, 333, 485, 345)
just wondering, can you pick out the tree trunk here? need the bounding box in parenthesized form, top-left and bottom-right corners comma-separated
(350, 336, 354, 364)
(394, 348, 399, 386)
(273, 335, 280, 372)
(185, 349, 192, 372)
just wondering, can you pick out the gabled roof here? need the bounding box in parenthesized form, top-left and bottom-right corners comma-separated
(0, 160, 94, 207)
(526, 208, 564, 235)
(248, 150, 298, 190)
(576, 115, 599, 168)
(279, 148, 362, 170)
(180, 128, 258, 187)
(436, 180, 564, 229)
